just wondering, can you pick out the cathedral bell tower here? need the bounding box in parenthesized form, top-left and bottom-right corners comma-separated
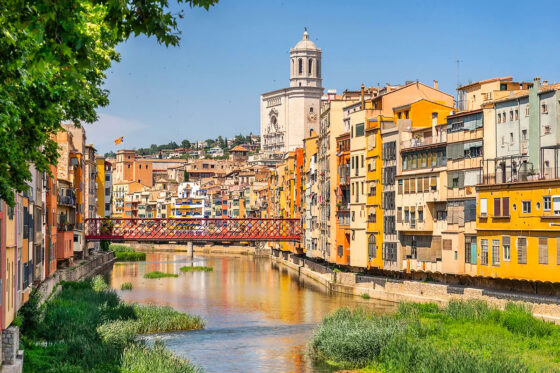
(289, 30, 322, 88)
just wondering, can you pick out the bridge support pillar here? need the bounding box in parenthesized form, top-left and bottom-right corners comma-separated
(187, 242, 194, 259)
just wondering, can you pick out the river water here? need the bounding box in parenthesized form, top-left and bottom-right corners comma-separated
(108, 250, 396, 373)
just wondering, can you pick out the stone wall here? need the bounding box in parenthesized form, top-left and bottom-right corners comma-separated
(2, 326, 18, 365)
(272, 251, 560, 323)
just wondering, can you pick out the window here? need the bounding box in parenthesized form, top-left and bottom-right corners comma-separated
(418, 209, 423, 222)
(515, 109, 518, 120)
(404, 209, 409, 222)
(539, 237, 548, 264)
(525, 106, 530, 116)
(497, 113, 501, 124)
(361, 155, 364, 168)
(355, 123, 365, 137)
(502, 236, 511, 261)
(493, 198, 501, 217)
(553, 196, 560, 215)
(522, 129, 527, 140)
(480, 239, 489, 265)
(298, 58, 303, 74)
(480, 198, 487, 216)
(308, 59, 312, 75)
(544, 196, 551, 211)
(542, 103, 548, 114)
(337, 245, 343, 257)
(509, 110, 513, 121)
(398, 179, 403, 194)
(492, 239, 500, 266)
(502, 197, 510, 217)
(517, 237, 527, 264)
(368, 235, 376, 258)
(509, 132, 514, 144)
(522, 201, 531, 214)
(465, 236, 473, 264)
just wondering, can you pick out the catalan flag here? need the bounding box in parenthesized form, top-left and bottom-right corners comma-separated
(114, 136, 124, 145)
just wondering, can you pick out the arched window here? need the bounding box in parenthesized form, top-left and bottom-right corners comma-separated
(298, 59, 303, 74)
(308, 59, 313, 75)
(368, 235, 377, 258)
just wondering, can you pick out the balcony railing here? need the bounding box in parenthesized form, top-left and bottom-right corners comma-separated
(401, 134, 447, 150)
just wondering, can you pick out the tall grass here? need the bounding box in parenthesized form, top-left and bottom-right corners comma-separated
(179, 266, 213, 272)
(122, 341, 201, 373)
(121, 282, 133, 290)
(110, 244, 135, 252)
(144, 271, 178, 279)
(19, 276, 203, 372)
(310, 300, 558, 372)
(115, 251, 146, 262)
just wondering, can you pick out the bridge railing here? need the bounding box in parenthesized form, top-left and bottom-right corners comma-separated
(85, 218, 301, 242)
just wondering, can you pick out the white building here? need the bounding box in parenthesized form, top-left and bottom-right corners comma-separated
(260, 30, 323, 153)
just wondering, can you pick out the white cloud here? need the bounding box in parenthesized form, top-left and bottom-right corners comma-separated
(84, 113, 149, 154)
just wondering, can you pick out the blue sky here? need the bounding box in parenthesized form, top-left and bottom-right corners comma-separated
(86, 0, 560, 154)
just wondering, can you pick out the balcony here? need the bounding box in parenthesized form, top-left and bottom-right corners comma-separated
(401, 134, 447, 151)
(58, 188, 76, 206)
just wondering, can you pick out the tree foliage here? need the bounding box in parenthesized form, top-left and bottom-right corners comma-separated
(0, 0, 217, 205)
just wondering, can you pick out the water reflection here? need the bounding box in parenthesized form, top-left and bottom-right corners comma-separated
(109, 251, 396, 372)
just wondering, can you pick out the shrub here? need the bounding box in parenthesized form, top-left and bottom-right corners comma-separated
(115, 251, 146, 262)
(92, 275, 109, 292)
(121, 341, 201, 373)
(144, 271, 178, 279)
(121, 282, 133, 290)
(179, 266, 213, 272)
(360, 293, 370, 299)
(110, 244, 135, 252)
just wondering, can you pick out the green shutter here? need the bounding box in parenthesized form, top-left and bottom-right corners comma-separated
(471, 241, 477, 265)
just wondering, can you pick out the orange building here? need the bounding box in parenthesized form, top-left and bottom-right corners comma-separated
(335, 132, 351, 265)
(115, 150, 153, 187)
(44, 164, 57, 277)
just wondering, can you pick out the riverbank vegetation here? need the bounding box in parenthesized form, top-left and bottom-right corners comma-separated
(180, 266, 213, 272)
(121, 282, 133, 290)
(19, 277, 204, 372)
(310, 300, 560, 372)
(111, 244, 147, 262)
(144, 271, 179, 279)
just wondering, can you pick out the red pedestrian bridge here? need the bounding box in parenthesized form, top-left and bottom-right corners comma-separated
(85, 218, 301, 242)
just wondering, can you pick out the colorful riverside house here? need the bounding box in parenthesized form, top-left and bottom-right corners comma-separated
(395, 99, 454, 274)
(365, 114, 385, 269)
(303, 131, 319, 257)
(335, 132, 351, 265)
(44, 164, 58, 277)
(475, 78, 560, 283)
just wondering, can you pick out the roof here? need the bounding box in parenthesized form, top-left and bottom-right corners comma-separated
(391, 98, 454, 112)
(292, 31, 319, 50)
(230, 145, 249, 152)
(458, 76, 513, 90)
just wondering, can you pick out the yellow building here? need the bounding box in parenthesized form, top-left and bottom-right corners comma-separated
(395, 99, 453, 274)
(477, 178, 560, 282)
(303, 131, 319, 257)
(365, 114, 388, 269)
(95, 157, 112, 217)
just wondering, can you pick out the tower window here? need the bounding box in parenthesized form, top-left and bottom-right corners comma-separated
(308, 59, 313, 75)
(298, 59, 303, 74)
(310, 107, 313, 113)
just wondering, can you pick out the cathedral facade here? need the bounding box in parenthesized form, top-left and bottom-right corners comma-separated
(260, 31, 324, 153)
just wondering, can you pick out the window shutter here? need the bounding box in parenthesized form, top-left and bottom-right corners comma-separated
(494, 198, 501, 217)
(502, 197, 510, 217)
(443, 239, 453, 251)
(397, 208, 402, 223)
(430, 176, 437, 187)
(517, 237, 527, 264)
(480, 198, 487, 216)
(424, 177, 429, 192)
(539, 237, 548, 264)
(404, 179, 410, 194)
(458, 171, 465, 188)
(557, 238, 560, 265)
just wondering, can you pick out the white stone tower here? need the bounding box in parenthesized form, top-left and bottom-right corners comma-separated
(290, 30, 322, 88)
(260, 29, 324, 153)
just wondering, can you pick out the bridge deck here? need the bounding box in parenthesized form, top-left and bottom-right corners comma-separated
(85, 218, 301, 242)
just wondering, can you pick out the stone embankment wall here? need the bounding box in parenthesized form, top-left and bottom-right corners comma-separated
(124, 242, 268, 256)
(37, 251, 116, 302)
(270, 250, 560, 323)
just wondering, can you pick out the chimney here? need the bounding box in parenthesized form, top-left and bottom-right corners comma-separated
(433, 80, 439, 90)
(360, 84, 365, 109)
(543, 80, 548, 86)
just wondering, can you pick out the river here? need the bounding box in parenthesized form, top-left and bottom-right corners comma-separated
(108, 250, 396, 373)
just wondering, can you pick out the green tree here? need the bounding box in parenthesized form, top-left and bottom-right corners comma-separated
(181, 139, 191, 149)
(0, 0, 218, 206)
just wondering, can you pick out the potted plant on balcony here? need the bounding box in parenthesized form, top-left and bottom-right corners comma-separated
(100, 219, 114, 236)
